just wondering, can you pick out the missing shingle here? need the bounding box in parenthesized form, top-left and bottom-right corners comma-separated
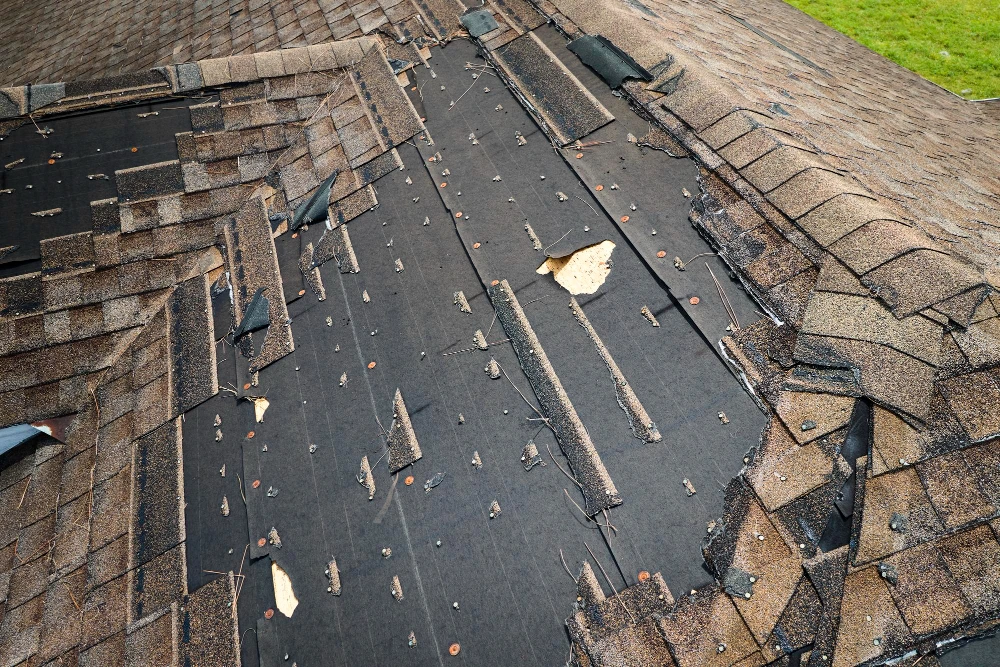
(536, 240, 616, 295)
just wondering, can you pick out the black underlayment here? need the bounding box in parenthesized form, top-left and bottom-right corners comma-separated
(180, 36, 765, 667)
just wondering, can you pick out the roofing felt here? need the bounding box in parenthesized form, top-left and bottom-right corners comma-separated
(0, 0, 998, 665)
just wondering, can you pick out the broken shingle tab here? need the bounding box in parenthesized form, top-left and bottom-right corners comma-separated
(290, 171, 337, 230)
(232, 286, 270, 339)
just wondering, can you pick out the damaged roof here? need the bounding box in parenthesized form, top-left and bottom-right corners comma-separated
(0, 0, 998, 665)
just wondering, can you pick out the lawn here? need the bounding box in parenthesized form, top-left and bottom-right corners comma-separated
(783, 0, 1000, 99)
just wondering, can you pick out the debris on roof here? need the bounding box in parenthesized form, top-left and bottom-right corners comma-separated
(1, 0, 998, 663)
(567, 34, 652, 88)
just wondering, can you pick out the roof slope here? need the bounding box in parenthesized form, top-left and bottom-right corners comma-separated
(1, 0, 999, 665)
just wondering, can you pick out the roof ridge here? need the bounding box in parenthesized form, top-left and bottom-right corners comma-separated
(0, 36, 383, 122)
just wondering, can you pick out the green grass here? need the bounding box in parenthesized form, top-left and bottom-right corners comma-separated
(783, 0, 1000, 98)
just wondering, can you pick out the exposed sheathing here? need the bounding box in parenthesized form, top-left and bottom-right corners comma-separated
(271, 560, 300, 617)
(488, 279, 620, 515)
(536, 240, 616, 295)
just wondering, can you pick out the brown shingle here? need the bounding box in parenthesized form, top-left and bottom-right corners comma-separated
(36, 566, 86, 662)
(0, 590, 45, 664)
(659, 588, 760, 667)
(829, 220, 941, 275)
(793, 334, 936, 422)
(863, 249, 984, 318)
(773, 390, 854, 445)
(884, 542, 972, 636)
(832, 566, 912, 666)
(733, 557, 803, 644)
(938, 524, 1000, 617)
(870, 406, 926, 475)
(853, 466, 944, 565)
(741, 147, 835, 194)
(82, 574, 127, 649)
(938, 369, 1000, 442)
(89, 465, 132, 552)
(800, 292, 942, 365)
(700, 111, 759, 149)
(797, 194, 896, 246)
(917, 450, 996, 529)
(767, 169, 873, 220)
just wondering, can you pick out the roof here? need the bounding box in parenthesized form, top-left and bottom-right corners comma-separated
(0, 0, 998, 665)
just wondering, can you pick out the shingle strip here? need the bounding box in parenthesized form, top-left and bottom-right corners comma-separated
(568, 297, 660, 443)
(488, 280, 621, 516)
(222, 196, 294, 373)
(166, 274, 218, 415)
(350, 44, 424, 151)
